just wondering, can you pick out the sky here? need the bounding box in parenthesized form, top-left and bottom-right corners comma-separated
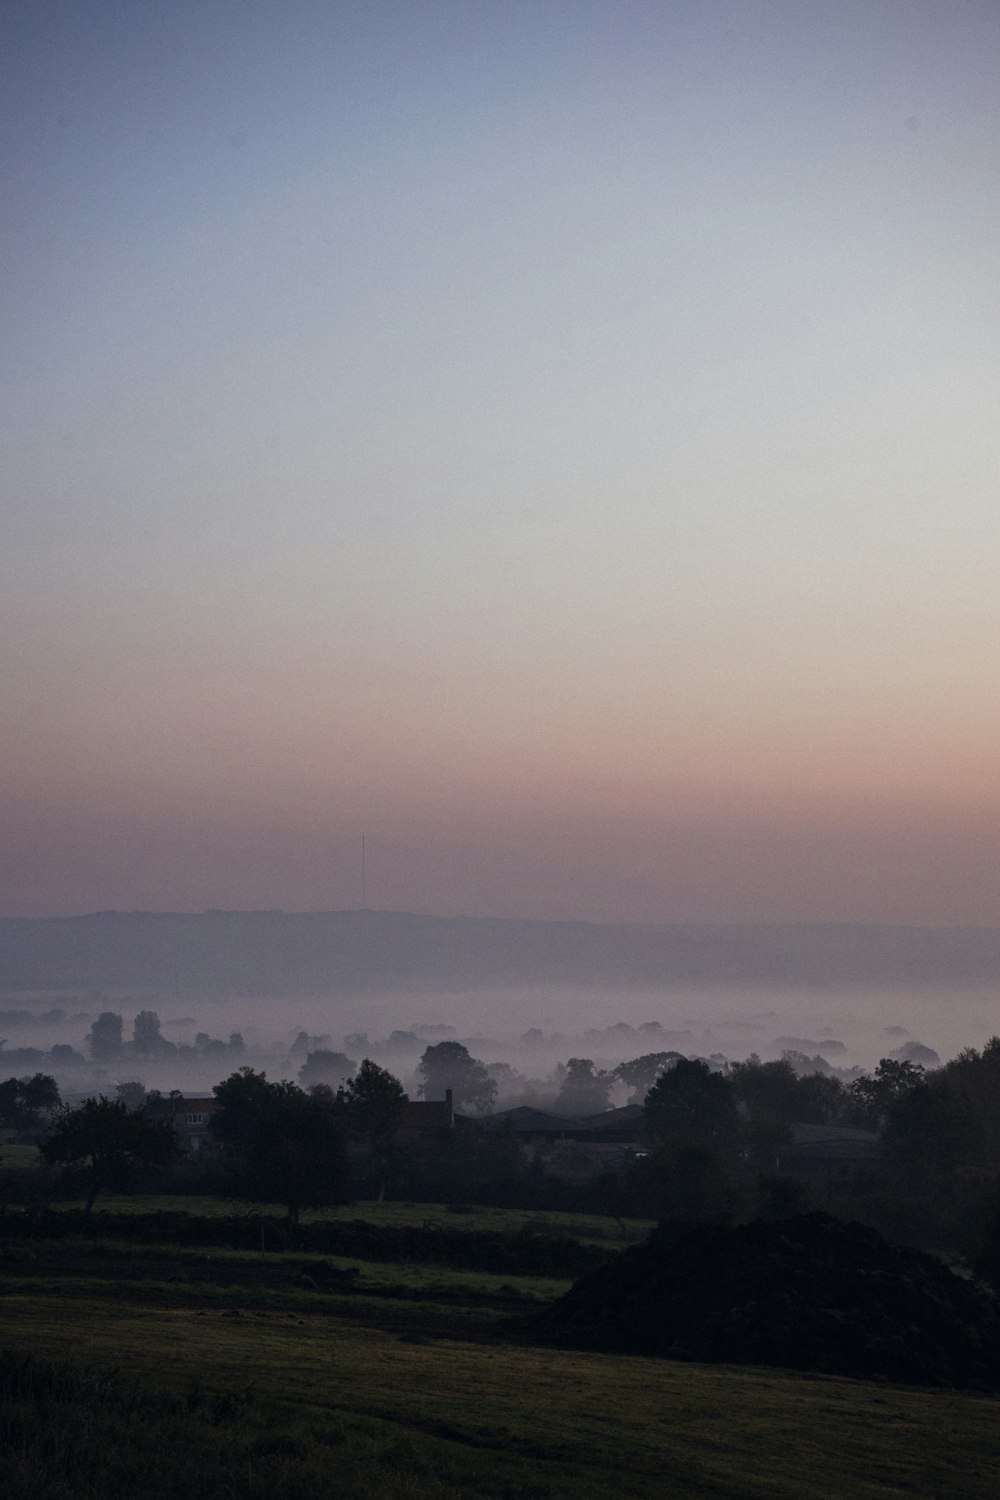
(2, 1, 998, 925)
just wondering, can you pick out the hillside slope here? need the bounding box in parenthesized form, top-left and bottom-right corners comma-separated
(3, 909, 1000, 995)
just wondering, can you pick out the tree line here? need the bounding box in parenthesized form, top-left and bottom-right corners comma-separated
(7, 1038, 1000, 1267)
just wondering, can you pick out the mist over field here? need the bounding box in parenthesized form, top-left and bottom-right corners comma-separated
(237, 979, 997, 1073)
(132, 974, 989, 1059)
(3, 973, 997, 1101)
(3, 909, 999, 1097)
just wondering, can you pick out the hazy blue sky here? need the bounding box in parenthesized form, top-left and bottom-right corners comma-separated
(2, 1, 998, 922)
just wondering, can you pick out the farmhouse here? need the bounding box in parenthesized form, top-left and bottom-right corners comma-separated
(578, 1104, 645, 1145)
(478, 1106, 593, 1144)
(396, 1088, 456, 1144)
(168, 1094, 218, 1153)
(477, 1104, 647, 1169)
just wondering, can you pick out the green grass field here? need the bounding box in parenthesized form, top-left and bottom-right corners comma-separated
(47, 1191, 653, 1244)
(0, 1142, 41, 1167)
(1, 1234, 569, 1305)
(3, 1201, 999, 1497)
(4, 1286, 999, 1499)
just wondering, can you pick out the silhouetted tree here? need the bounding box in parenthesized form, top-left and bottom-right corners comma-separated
(937, 1038, 1000, 1163)
(729, 1055, 848, 1163)
(385, 1030, 420, 1053)
(289, 1030, 329, 1061)
(731, 1056, 801, 1122)
(341, 1059, 408, 1197)
(195, 1032, 229, 1058)
(0, 1073, 60, 1133)
(850, 1058, 925, 1128)
(49, 1045, 84, 1065)
(210, 1068, 350, 1226)
(969, 1186, 1000, 1292)
(644, 1058, 738, 1148)
(781, 1050, 834, 1078)
(143, 1088, 185, 1122)
(115, 1080, 147, 1112)
(87, 1012, 123, 1062)
(554, 1058, 611, 1117)
(614, 1052, 684, 1104)
(341, 1059, 407, 1153)
(297, 1050, 354, 1090)
(417, 1043, 497, 1113)
(729, 1056, 798, 1167)
(40, 1097, 179, 1215)
(794, 1070, 849, 1125)
(485, 1061, 526, 1103)
(133, 1010, 163, 1056)
(883, 1079, 978, 1181)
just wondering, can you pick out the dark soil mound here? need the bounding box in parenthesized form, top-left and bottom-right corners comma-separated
(540, 1212, 1000, 1389)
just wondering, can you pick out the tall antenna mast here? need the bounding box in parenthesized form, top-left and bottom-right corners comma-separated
(361, 834, 366, 910)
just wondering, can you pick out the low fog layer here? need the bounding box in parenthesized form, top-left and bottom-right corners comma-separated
(3, 910, 998, 1099)
(1, 980, 995, 1102)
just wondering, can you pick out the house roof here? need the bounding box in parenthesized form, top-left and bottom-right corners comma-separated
(398, 1098, 454, 1130)
(577, 1104, 645, 1129)
(788, 1124, 879, 1145)
(479, 1106, 584, 1134)
(781, 1123, 880, 1160)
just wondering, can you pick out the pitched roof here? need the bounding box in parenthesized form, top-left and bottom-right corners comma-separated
(781, 1123, 880, 1160)
(397, 1097, 454, 1132)
(479, 1106, 583, 1134)
(576, 1104, 645, 1129)
(788, 1124, 879, 1145)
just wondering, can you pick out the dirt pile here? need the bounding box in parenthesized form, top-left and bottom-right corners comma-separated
(540, 1212, 1000, 1388)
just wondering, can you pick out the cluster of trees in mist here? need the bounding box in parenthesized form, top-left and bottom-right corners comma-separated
(86, 1009, 247, 1064)
(3, 996, 947, 1116)
(0, 1002, 247, 1076)
(7, 1032, 1000, 1276)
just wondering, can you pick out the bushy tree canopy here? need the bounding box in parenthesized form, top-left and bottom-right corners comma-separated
(614, 1052, 684, 1104)
(0, 1073, 60, 1133)
(40, 1096, 179, 1214)
(133, 1010, 164, 1056)
(554, 1059, 611, 1118)
(297, 1050, 355, 1090)
(210, 1068, 350, 1225)
(850, 1058, 925, 1127)
(87, 1012, 123, 1061)
(731, 1056, 848, 1129)
(341, 1059, 407, 1153)
(417, 1043, 497, 1114)
(115, 1080, 147, 1113)
(643, 1058, 738, 1147)
(882, 1078, 977, 1180)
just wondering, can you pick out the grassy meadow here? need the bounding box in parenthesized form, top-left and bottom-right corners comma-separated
(2, 1198, 999, 1497)
(45, 1190, 654, 1244)
(0, 1142, 42, 1168)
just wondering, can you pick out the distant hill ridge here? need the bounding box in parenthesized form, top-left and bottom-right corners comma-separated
(2, 909, 1000, 995)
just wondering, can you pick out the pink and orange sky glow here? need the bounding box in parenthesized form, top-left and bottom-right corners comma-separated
(2, 2, 999, 924)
